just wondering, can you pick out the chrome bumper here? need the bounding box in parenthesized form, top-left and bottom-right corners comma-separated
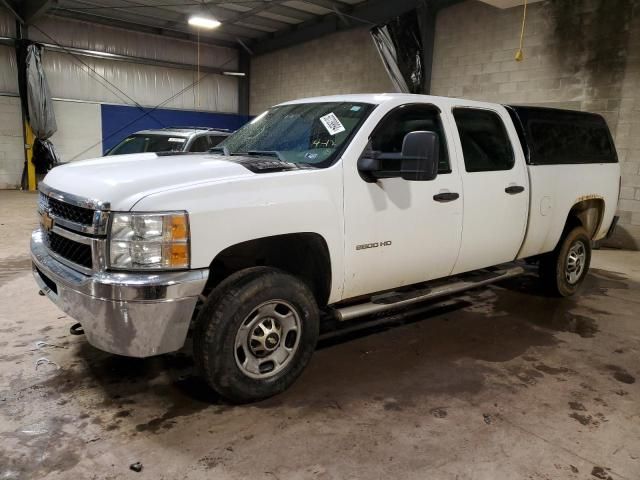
(31, 229, 208, 357)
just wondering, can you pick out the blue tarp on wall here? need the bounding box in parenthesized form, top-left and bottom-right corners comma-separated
(101, 104, 249, 153)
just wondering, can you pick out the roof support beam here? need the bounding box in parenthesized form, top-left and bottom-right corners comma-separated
(40, 42, 242, 75)
(1, 0, 54, 23)
(22, 0, 53, 23)
(251, 0, 465, 56)
(251, 0, 424, 55)
(0, 0, 24, 23)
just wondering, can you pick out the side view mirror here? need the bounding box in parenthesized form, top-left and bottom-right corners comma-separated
(400, 131, 439, 181)
(357, 131, 440, 183)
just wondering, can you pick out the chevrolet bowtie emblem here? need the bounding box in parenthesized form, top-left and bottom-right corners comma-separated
(41, 211, 54, 231)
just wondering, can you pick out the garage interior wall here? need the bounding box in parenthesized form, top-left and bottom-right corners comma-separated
(431, 0, 640, 249)
(0, 7, 242, 188)
(249, 27, 394, 115)
(0, 9, 20, 190)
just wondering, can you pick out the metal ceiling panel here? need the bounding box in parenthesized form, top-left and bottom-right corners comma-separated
(282, 1, 332, 15)
(299, 0, 353, 10)
(13, 0, 392, 50)
(477, 0, 542, 8)
(265, 4, 316, 21)
(216, 3, 254, 13)
(235, 21, 277, 33)
(256, 10, 304, 24)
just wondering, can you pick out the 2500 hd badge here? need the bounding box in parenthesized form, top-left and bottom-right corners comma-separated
(356, 241, 393, 251)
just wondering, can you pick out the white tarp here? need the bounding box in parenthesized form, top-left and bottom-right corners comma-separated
(26, 44, 57, 138)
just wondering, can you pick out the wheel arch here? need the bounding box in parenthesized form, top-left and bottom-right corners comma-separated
(204, 232, 332, 307)
(564, 197, 605, 240)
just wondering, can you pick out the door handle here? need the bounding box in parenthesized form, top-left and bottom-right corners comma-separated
(433, 192, 460, 202)
(505, 185, 525, 195)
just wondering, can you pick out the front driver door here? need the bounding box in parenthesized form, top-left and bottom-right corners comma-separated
(342, 103, 464, 300)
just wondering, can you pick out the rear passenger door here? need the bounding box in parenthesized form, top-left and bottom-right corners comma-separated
(449, 106, 529, 274)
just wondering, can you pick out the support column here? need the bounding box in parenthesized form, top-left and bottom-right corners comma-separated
(418, 1, 437, 94)
(15, 20, 36, 191)
(238, 50, 251, 118)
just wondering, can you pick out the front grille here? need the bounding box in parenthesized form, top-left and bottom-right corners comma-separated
(49, 196, 95, 225)
(46, 195, 95, 226)
(46, 231, 93, 270)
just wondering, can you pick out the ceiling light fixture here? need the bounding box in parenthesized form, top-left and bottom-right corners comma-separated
(222, 71, 246, 77)
(188, 15, 221, 29)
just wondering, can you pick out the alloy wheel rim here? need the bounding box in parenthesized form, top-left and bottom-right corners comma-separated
(234, 300, 301, 379)
(565, 240, 586, 285)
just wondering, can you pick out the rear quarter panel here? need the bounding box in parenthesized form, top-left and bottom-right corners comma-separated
(518, 162, 620, 258)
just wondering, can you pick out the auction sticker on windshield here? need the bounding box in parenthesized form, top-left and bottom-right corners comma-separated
(320, 113, 346, 136)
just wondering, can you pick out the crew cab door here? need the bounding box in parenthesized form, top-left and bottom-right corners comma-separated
(448, 106, 529, 274)
(342, 103, 463, 299)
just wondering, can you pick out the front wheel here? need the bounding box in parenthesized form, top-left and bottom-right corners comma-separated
(539, 226, 592, 297)
(193, 267, 319, 403)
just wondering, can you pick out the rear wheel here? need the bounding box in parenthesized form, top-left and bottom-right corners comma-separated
(193, 267, 319, 403)
(539, 226, 591, 297)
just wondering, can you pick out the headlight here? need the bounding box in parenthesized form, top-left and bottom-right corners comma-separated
(108, 212, 190, 270)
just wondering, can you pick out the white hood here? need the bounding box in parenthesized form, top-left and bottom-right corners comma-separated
(42, 153, 253, 210)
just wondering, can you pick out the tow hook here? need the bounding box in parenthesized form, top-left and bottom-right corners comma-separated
(70, 323, 85, 336)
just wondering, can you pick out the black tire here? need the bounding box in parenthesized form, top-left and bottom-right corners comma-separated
(193, 267, 319, 403)
(539, 226, 592, 297)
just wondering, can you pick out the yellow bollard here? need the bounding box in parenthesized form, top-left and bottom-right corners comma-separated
(25, 122, 36, 191)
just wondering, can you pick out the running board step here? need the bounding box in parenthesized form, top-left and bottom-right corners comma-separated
(334, 264, 525, 322)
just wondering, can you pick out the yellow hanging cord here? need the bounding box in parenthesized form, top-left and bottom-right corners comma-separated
(515, 0, 528, 62)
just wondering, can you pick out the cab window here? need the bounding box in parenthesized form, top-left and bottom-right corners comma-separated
(369, 104, 451, 174)
(453, 108, 514, 172)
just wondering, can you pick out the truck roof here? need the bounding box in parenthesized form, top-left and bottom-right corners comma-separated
(278, 93, 454, 106)
(277, 94, 605, 119)
(277, 93, 520, 109)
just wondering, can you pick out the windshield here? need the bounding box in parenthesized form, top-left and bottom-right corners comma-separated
(218, 102, 375, 167)
(107, 134, 188, 155)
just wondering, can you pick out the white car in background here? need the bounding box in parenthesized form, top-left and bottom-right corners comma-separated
(106, 127, 232, 155)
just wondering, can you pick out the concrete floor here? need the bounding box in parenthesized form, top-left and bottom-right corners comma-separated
(0, 190, 639, 480)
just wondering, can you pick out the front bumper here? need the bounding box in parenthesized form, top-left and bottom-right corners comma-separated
(31, 229, 208, 357)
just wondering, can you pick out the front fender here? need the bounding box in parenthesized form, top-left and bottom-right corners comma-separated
(131, 166, 345, 302)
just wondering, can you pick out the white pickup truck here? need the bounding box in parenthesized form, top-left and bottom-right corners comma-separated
(32, 94, 620, 402)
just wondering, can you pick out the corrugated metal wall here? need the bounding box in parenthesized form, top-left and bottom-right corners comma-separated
(0, 46, 17, 94)
(43, 51, 239, 112)
(29, 16, 238, 71)
(31, 16, 239, 112)
(0, 10, 240, 108)
(0, 6, 242, 187)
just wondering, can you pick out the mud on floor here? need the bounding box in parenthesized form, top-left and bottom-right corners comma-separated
(0, 265, 639, 479)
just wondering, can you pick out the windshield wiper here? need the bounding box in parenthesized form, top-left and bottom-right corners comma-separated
(208, 146, 230, 156)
